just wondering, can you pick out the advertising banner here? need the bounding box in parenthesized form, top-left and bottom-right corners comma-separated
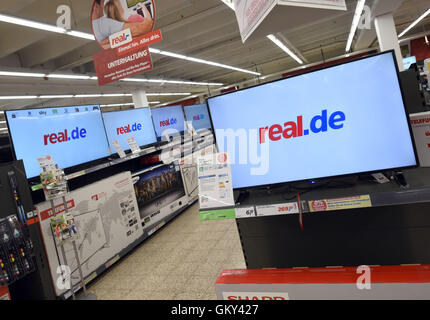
(91, 0, 162, 85)
(308, 195, 372, 212)
(233, 0, 278, 43)
(410, 111, 430, 167)
(278, 0, 346, 10)
(35, 172, 143, 297)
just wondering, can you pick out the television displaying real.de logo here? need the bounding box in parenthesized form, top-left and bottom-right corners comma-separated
(184, 104, 212, 131)
(103, 108, 157, 154)
(6, 106, 110, 179)
(151, 105, 185, 138)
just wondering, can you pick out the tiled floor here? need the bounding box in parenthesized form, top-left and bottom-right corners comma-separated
(86, 203, 246, 300)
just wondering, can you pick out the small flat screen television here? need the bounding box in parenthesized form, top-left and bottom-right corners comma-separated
(184, 104, 212, 132)
(403, 56, 417, 70)
(102, 107, 157, 154)
(6, 105, 109, 179)
(207, 51, 418, 190)
(151, 105, 185, 140)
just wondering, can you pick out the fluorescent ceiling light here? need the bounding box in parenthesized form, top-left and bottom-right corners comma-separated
(0, 13, 259, 77)
(150, 48, 261, 76)
(66, 30, 95, 40)
(74, 94, 103, 98)
(149, 101, 160, 104)
(0, 128, 8, 131)
(267, 34, 303, 64)
(47, 74, 92, 80)
(346, 0, 366, 52)
(220, 0, 235, 10)
(0, 71, 45, 78)
(120, 78, 222, 86)
(0, 13, 66, 34)
(146, 93, 191, 96)
(398, 8, 430, 38)
(0, 121, 6, 124)
(0, 96, 38, 100)
(100, 103, 134, 108)
(39, 95, 74, 99)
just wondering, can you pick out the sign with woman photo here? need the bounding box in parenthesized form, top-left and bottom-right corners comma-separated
(91, 0, 162, 85)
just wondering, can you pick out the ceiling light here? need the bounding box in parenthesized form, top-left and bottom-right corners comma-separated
(149, 101, 160, 104)
(0, 96, 38, 100)
(47, 74, 92, 80)
(0, 71, 45, 78)
(152, 49, 261, 76)
(398, 8, 430, 38)
(120, 78, 222, 86)
(0, 13, 259, 77)
(346, 0, 366, 52)
(74, 94, 103, 98)
(0, 121, 6, 124)
(146, 93, 191, 96)
(267, 34, 303, 64)
(100, 103, 134, 108)
(66, 30, 95, 40)
(102, 93, 129, 97)
(39, 95, 74, 99)
(0, 13, 66, 34)
(0, 128, 8, 131)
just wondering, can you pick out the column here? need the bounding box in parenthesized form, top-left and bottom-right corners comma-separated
(374, 13, 404, 71)
(132, 89, 149, 108)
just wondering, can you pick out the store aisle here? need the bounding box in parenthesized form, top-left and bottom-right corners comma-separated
(86, 203, 245, 300)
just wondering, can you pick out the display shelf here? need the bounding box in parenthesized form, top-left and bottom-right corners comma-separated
(60, 198, 197, 300)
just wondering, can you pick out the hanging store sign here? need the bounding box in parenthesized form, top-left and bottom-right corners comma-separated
(278, 0, 346, 10)
(233, 0, 346, 43)
(91, 0, 162, 86)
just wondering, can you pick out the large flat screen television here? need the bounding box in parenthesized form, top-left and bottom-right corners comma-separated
(6, 105, 109, 179)
(102, 107, 157, 154)
(151, 105, 185, 139)
(207, 51, 418, 190)
(184, 104, 212, 131)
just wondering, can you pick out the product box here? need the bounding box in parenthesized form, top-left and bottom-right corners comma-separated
(410, 112, 430, 167)
(35, 171, 143, 297)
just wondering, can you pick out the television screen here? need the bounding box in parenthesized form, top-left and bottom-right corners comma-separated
(184, 104, 212, 131)
(6, 105, 109, 178)
(151, 105, 185, 138)
(103, 108, 157, 154)
(403, 56, 417, 70)
(207, 51, 417, 189)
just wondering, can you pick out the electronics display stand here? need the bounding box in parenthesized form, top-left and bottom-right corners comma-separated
(48, 195, 96, 301)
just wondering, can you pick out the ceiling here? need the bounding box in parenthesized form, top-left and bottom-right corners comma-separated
(0, 0, 429, 114)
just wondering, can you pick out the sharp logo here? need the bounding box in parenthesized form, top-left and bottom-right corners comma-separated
(116, 122, 143, 135)
(259, 109, 346, 144)
(43, 127, 87, 145)
(109, 28, 132, 49)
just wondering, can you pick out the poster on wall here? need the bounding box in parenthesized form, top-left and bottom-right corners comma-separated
(91, 0, 162, 85)
(35, 171, 143, 297)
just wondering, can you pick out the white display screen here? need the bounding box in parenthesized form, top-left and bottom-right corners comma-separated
(103, 108, 157, 153)
(207, 52, 417, 189)
(151, 105, 185, 137)
(184, 104, 212, 131)
(6, 105, 109, 178)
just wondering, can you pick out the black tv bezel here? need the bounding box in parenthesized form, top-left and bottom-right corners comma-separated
(102, 107, 159, 155)
(5, 104, 111, 181)
(150, 104, 186, 141)
(206, 50, 420, 191)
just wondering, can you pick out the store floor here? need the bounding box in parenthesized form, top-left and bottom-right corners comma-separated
(86, 203, 245, 300)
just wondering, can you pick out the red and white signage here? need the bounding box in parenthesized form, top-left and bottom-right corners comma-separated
(410, 111, 430, 167)
(91, 0, 161, 86)
(216, 265, 430, 300)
